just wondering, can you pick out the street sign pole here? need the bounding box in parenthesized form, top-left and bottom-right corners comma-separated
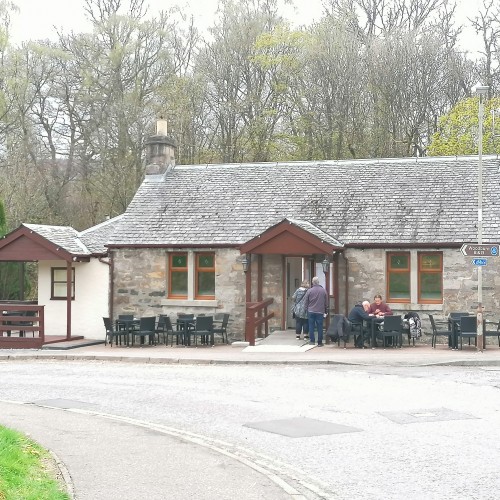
(475, 83, 489, 351)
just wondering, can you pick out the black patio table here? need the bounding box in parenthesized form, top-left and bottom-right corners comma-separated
(365, 316, 385, 348)
(176, 316, 195, 346)
(115, 318, 139, 346)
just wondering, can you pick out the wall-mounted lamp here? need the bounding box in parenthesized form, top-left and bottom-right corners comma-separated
(241, 254, 250, 273)
(322, 256, 330, 273)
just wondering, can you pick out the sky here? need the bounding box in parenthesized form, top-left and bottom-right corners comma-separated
(8, 0, 481, 55)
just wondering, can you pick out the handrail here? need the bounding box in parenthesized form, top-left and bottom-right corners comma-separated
(245, 298, 274, 346)
(0, 303, 45, 347)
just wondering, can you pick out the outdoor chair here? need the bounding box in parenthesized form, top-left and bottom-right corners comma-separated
(213, 313, 230, 344)
(381, 315, 403, 348)
(156, 315, 178, 346)
(428, 314, 452, 348)
(458, 316, 477, 350)
(130, 316, 157, 346)
(326, 314, 350, 348)
(191, 315, 214, 346)
(484, 319, 500, 348)
(103, 317, 128, 346)
(176, 314, 195, 345)
(350, 321, 366, 348)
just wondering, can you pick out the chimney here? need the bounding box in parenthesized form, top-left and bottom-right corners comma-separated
(144, 117, 177, 175)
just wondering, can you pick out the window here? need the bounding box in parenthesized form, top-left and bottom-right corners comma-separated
(196, 253, 215, 299)
(51, 267, 75, 300)
(418, 252, 443, 303)
(387, 253, 410, 302)
(169, 253, 188, 298)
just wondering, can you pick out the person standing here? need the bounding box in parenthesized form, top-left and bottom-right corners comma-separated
(292, 280, 310, 340)
(304, 276, 328, 346)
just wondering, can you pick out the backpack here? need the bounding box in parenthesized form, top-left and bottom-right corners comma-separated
(405, 312, 421, 339)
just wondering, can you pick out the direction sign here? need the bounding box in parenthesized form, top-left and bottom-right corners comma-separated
(461, 244, 500, 257)
(472, 258, 488, 266)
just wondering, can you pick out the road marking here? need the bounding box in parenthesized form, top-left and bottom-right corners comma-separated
(1, 399, 336, 499)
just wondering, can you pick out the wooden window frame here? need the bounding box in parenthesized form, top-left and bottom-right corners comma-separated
(195, 252, 215, 300)
(51, 267, 75, 300)
(418, 252, 443, 304)
(168, 253, 188, 299)
(386, 252, 410, 303)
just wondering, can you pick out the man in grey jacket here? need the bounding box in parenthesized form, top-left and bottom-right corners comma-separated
(304, 276, 328, 346)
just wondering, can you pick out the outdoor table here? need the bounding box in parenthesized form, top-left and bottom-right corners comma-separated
(176, 317, 195, 346)
(365, 316, 385, 348)
(115, 318, 139, 346)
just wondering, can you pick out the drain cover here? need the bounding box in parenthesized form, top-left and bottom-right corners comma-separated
(31, 399, 97, 410)
(378, 407, 477, 424)
(244, 417, 362, 437)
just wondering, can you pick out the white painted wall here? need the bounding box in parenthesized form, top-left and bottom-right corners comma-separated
(38, 259, 109, 339)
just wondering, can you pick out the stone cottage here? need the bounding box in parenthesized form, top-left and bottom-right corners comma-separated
(107, 131, 500, 341)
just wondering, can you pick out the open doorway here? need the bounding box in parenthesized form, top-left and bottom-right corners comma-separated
(286, 257, 304, 328)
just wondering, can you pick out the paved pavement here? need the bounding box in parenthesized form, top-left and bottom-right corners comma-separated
(1, 339, 500, 499)
(2, 339, 500, 367)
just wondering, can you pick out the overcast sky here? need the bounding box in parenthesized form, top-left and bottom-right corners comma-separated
(9, 0, 480, 55)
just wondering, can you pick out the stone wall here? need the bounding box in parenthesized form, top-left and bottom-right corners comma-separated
(344, 247, 500, 341)
(111, 247, 247, 339)
(110, 245, 500, 344)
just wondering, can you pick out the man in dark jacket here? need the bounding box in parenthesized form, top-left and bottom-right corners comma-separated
(304, 276, 328, 346)
(348, 300, 374, 348)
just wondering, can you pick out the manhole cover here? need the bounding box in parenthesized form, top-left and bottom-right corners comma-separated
(31, 399, 97, 410)
(244, 417, 362, 437)
(378, 407, 477, 424)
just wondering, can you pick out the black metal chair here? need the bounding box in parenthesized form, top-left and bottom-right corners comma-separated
(176, 314, 195, 345)
(130, 316, 157, 346)
(381, 315, 403, 348)
(155, 314, 171, 345)
(213, 313, 230, 344)
(157, 315, 180, 346)
(428, 314, 452, 348)
(484, 319, 500, 348)
(191, 316, 214, 346)
(326, 314, 350, 348)
(103, 317, 127, 346)
(458, 316, 477, 350)
(350, 321, 366, 348)
(448, 312, 469, 349)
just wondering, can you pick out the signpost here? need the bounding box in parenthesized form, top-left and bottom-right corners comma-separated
(461, 244, 500, 257)
(471, 258, 488, 266)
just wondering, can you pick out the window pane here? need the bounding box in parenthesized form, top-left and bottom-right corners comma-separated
(197, 272, 215, 296)
(172, 255, 187, 268)
(53, 269, 67, 281)
(53, 283, 68, 297)
(390, 255, 409, 270)
(421, 254, 441, 270)
(388, 272, 410, 299)
(198, 254, 214, 268)
(171, 271, 187, 295)
(420, 272, 442, 300)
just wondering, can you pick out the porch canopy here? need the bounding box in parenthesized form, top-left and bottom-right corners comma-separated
(0, 224, 90, 341)
(240, 218, 344, 338)
(240, 217, 343, 256)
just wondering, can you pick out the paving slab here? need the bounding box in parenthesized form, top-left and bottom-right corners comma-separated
(1, 339, 500, 367)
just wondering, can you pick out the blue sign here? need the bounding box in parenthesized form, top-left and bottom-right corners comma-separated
(472, 258, 488, 266)
(491, 246, 499, 256)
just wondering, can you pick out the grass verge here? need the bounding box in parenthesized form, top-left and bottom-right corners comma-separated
(0, 425, 70, 500)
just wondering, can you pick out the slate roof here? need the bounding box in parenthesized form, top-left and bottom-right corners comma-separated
(24, 215, 123, 255)
(107, 156, 500, 247)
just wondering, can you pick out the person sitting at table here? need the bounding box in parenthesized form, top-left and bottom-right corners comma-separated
(348, 300, 374, 348)
(369, 294, 393, 317)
